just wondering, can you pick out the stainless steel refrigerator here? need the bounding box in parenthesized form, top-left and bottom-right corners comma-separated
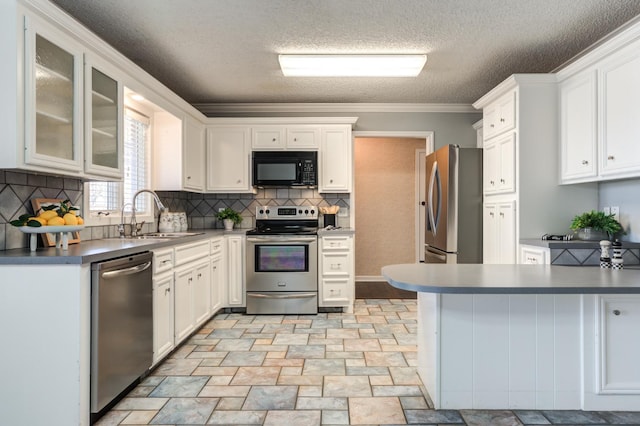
(425, 144, 483, 264)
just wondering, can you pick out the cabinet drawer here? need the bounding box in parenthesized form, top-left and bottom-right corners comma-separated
(321, 278, 350, 304)
(322, 252, 350, 276)
(175, 240, 210, 266)
(153, 248, 174, 274)
(321, 236, 352, 250)
(520, 246, 548, 265)
(210, 238, 224, 256)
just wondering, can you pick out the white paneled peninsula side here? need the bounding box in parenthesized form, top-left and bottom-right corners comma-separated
(382, 263, 640, 411)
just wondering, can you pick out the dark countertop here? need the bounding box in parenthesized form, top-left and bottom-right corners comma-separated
(520, 238, 640, 249)
(382, 263, 640, 294)
(317, 227, 355, 236)
(0, 229, 245, 265)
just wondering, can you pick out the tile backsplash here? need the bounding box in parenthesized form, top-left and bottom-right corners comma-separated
(0, 170, 350, 251)
(0, 171, 83, 250)
(156, 188, 351, 230)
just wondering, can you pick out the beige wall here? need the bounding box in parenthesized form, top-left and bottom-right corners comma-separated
(355, 137, 425, 277)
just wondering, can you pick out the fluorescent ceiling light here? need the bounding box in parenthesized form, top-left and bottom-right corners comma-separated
(279, 54, 427, 77)
(130, 93, 145, 101)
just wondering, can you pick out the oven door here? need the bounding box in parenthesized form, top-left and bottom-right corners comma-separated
(246, 236, 318, 292)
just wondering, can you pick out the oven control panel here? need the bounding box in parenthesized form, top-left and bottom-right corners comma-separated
(256, 205, 318, 220)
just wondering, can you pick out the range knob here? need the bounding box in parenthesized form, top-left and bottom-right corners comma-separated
(298, 209, 303, 214)
(265, 209, 270, 214)
(310, 209, 315, 215)
(259, 209, 264, 215)
(305, 209, 309, 214)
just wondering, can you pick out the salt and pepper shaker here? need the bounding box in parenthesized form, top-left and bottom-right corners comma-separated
(600, 240, 612, 269)
(611, 239, 624, 270)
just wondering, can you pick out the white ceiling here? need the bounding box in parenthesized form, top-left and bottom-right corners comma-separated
(50, 0, 640, 107)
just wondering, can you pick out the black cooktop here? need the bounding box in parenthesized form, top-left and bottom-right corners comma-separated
(247, 220, 319, 236)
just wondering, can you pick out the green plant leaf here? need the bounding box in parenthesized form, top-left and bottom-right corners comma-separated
(26, 220, 42, 227)
(18, 213, 32, 222)
(10, 219, 26, 227)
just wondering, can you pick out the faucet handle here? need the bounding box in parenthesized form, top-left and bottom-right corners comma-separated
(135, 221, 145, 232)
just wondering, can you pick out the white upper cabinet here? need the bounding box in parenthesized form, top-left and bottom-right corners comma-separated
(24, 14, 84, 174)
(251, 125, 320, 150)
(559, 37, 640, 183)
(206, 127, 252, 192)
(319, 126, 352, 193)
(599, 41, 640, 178)
(483, 91, 515, 140)
(287, 126, 320, 149)
(183, 116, 205, 191)
(483, 132, 515, 194)
(252, 126, 285, 149)
(84, 54, 123, 179)
(560, 70, 598, 183)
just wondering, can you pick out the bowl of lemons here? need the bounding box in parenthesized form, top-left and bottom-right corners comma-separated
(11, 199, 85, 251)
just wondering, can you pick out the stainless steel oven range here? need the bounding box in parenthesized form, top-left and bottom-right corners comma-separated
(246, 205, 318, 314)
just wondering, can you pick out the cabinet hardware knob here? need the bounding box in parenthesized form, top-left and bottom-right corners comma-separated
(272, 138, 277, 141)
(237, 179, 241, 183)
(608, 155, 615, 160)
(490, 212, 494, 217)
(187, 176, 191, 179)
(500, 178, 505, 183)
(500, 118, 505, 122)
(581, 160, 589, 165)
(294, 138, 297, 141)
(613, 309, 621, 316)
(198, 273, 202, 278)
(330, 179, 334, 183)
(490, 124, 495, 128)
(499, 212, 504, 217)
(490, 180, 495, 185)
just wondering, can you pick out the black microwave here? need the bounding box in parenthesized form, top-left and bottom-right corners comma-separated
(252, 151, 317, 187)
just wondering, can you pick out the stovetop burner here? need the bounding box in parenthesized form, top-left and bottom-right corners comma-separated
(248, 205, 319, 235)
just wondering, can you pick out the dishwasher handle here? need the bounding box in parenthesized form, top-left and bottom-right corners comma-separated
(101, 261, 152, 279)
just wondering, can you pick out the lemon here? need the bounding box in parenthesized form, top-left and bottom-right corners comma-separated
(63, 213, 78, 225)
(40, 210, 58, 220)
(32, 217, 47, 226)
(48, 216, 65, 226)
(76, 216, 84, 225)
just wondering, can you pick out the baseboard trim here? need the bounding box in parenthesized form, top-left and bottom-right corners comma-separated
(356, 275, 385, 282)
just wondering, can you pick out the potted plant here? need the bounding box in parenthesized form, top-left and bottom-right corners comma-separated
(570, 210, 624, 240)
(216, 207, 243, 231)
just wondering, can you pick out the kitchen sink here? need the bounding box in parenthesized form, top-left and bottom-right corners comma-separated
(142, 232, 204, 238)
(115, 232, 204, 240)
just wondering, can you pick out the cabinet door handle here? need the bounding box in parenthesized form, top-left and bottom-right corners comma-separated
(608, 155, 615, 160)
(500, 118, 505, 123)
(500, 178, 505, 183)
(165, 288, 171, 295)
(613, 309, 621, 316)
(489, 212, 494, 217)
(581, 160, 589, 165)
(499, 212, 504, 217)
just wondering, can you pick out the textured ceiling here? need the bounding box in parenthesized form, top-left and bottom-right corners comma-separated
(50, 0, 640, 105)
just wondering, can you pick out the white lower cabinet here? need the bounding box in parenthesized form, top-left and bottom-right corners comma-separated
(174, 257, 211, 343)
(152, 247, 175, 364)
(226, 235, 246, 307)
(210, 237, 225, 313)
(483, 201, 516, 264)
(519, 244, 550, 265)
(582, 294, 640, 410)
(318, 234, 354, 311)
(152, 271, 174, 364)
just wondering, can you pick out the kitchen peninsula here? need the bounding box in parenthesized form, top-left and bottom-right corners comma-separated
(383, 263, 640, 411)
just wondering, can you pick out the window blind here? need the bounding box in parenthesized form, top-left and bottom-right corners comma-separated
(88, 108, 150, 215)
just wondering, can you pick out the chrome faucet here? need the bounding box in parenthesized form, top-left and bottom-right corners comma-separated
(131, 189, 167, 237)
(118, 203, 132, 238)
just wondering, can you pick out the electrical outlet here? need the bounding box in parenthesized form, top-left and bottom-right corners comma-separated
(603, 206, 611, 215)
(611, 206, 620, 221)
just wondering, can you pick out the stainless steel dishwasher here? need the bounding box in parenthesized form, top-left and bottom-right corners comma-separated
(91, 251, 153, 416)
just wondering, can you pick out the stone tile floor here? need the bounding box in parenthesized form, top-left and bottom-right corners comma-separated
(96, 299, 640, 425)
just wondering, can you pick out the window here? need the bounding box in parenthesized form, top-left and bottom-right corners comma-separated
(87, 107, 151, 219)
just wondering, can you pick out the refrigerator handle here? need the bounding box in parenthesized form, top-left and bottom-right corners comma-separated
(427, 160, 438, 234)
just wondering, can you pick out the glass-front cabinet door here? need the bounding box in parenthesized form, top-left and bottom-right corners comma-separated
(24, 15, 83, 173)
(85, 55, 123, 179)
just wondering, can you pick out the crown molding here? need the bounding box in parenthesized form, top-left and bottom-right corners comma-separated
(194, 102, 477, 115)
